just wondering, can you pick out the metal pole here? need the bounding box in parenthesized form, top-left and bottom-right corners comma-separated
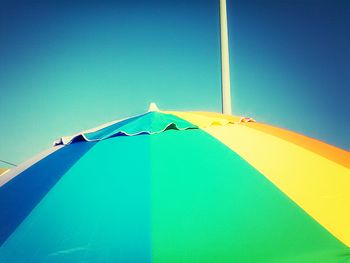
(219, 0, 232, 115)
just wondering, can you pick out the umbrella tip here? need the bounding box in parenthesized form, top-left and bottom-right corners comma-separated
(148, 102, 160, 112)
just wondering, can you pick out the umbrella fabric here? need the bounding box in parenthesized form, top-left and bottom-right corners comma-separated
(0, 111, 349, 263)
(168, 111, 350, 247)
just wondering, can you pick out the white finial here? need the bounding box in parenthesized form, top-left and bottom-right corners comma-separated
(148, 102, 160, 112)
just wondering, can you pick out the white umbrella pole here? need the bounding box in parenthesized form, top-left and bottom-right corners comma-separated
(219, 0, 232, 115)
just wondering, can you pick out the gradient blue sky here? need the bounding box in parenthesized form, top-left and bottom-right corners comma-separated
(0, 0, 349, 166)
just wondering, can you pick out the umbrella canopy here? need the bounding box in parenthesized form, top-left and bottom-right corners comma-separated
(0, 109, 349, 263)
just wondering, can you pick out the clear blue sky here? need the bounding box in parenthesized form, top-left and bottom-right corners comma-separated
(0, 0, 349, 166)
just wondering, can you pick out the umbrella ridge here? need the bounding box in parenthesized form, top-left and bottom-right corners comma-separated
(53, 111, 246, 146)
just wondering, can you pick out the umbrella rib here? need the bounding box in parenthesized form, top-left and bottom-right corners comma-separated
(0, 159, 17, 167)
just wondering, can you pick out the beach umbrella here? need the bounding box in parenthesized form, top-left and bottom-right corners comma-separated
(1, 0, 349, 262)
(0, 106, 350, 263)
